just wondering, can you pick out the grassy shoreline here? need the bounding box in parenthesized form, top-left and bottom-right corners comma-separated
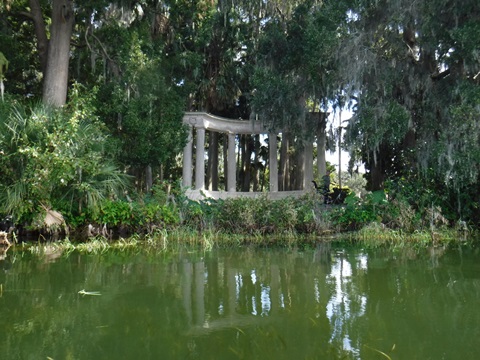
(5, 225, 476, 258)
(2, 189, 478, 256)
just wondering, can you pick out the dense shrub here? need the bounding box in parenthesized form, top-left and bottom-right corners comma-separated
(0, 92, 129, 228)
(1, 168, 473, 240)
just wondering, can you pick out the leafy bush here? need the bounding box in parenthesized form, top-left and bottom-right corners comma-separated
(330, 196, 374, 231)
(194, 194, 327, 235)
(0, 89, 130, 227)
(94, 200, 134, 227)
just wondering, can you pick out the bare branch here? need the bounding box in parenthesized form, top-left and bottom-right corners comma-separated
(85, 25, 122, 77)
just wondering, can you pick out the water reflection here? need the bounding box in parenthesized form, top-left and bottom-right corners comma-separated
(1, 244, 480, 359)
(326, 252, 367, 358)
(178, 245, 366, 358)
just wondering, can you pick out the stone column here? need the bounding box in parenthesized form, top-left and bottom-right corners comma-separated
(227, 132, 236, 192)
(182, 125, 193, 187)
(303, 140, 314, 190)
(195, 127, 205, 190)
(269, 132, 278, 192)
(317, 118, 327, 177)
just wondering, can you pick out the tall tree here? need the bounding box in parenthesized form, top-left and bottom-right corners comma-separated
(162, 0, 286, 190)
(13, 0, 76, 106)
(1, 1, 189, 190)
(341, 0, 480, 193)
(252, 0, 351, 189)
(42, 0, 75, 106)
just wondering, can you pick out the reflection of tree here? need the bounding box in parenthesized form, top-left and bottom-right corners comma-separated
(325, 250, 369, 357)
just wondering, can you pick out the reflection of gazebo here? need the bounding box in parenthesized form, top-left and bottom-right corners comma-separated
(182, 112, 322, 200)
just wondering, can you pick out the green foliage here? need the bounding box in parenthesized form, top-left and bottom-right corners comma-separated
(180, 199, 207, 229)
(94, 200, 133, 227)
(342, 0, 480, 224)
(1, 0, 479, 231)
(252, 0, 351, 137)
(94, 29, 187, 180)
(176, 194, 334, 236)
(330, 176, 463, 233)
(252, 67, 303, 132)
(331, 189, 420, 232)
(331, 193, 378, 231)
(212, 197, 295, 234)
(91, 181, 183, 231)
(0, 89, 130, 225)
(433, 81, 480, 189)
(140, 183, 181, 228)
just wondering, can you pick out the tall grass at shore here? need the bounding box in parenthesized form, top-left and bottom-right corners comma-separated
(4, 184, 478, 254)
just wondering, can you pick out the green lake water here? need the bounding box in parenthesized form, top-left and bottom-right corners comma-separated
(1, 243, 479, 360)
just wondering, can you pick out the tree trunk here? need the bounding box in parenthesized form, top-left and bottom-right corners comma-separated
(279, 131, 290, 191)
(145, 165, 153, 192)
(242, 135, 253, 192)
(295, 139, 304, 190)
(42, 0, 74, 106)
(315, 112, 327, 178)
(29, 0, 49, 74)
(369, 160, 385, 191)
(238, 135, 250, 192)
(402, 127, 416, 170)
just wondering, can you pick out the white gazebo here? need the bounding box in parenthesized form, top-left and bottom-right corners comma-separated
(182, 112, 317, 200)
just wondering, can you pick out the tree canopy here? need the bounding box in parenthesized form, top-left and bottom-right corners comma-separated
(0, 0, 479, 225)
